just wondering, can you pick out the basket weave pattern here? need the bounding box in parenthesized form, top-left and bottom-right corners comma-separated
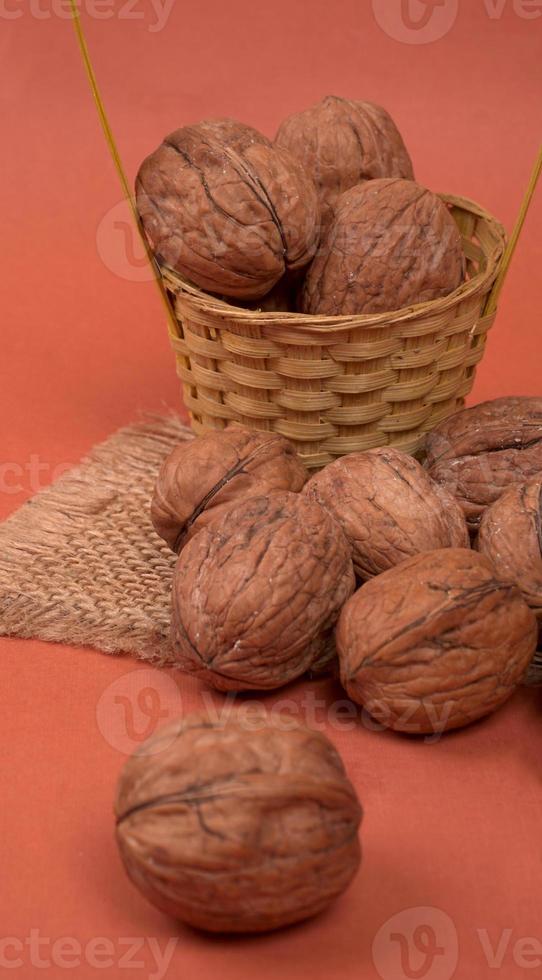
(162, 195, 506, 469)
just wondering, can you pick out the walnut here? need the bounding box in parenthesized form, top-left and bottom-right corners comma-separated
(477, 477, 542, 623)
(302, 179, 465, 316)
(275, 96, 414, 228)
(114, 715, 362, 933)
(171, 492, 355, 690)
(303, 448, 469, 580)
(136, 118, 320, 299)
(426, 397, 542, 531)
(336, 548, 537, 734)
(151, 427, 308, 553)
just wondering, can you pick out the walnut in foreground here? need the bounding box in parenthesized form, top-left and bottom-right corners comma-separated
(275, 96, 414, 228)
(151, 427, 308, 553)
(171, 492, 355, 690)
(302, 178, 464, 316)
(303, 447, 469, 580)
(477, 477, 542, 622)
(115, 716, 362, 933)
(426, 396, 542, 530)
(336, 549, 537, 734)
(136, 118, 320, 299)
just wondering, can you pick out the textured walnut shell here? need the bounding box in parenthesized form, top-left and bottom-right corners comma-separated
(151, 427, 308, 553)
(275, 96, 414, 228)
(115, 716, 362, 933)
(136, 118, 320, 299)
(477, 478, 542, 622)
(303, 448, 469, 579)
(302, 179, 465, 316)
(426, 397, 542, 530)
(171, 492, 355, 691)
(336, 548, 537, 734)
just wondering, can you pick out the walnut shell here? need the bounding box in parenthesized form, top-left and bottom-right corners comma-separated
(115, 715, 362, 933)
(477, 477, 542, 622)
(426, 396, 542, 530)
(302, 178, 465, 316)
(151, 427, 308, 553)
(336, 548, 537, 734)
(303, 448, 469, 580)
(275, 96, 414, 228)
(136, 118, 320, 299)
(171, 492, 355, 690)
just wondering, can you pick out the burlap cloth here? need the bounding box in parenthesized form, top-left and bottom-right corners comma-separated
(0, 413, 540, 684)
(0, 415, 193, 665)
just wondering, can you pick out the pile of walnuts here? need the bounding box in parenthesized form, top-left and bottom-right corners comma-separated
(150, 395, 541, 731)
(114, 395, 542, 933)
(136, 96, 465, 316)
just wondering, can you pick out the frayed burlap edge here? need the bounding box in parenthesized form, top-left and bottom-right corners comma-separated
(0, 415, 194, 664)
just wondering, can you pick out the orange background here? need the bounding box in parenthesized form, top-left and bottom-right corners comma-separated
(2, 2, 542, 978)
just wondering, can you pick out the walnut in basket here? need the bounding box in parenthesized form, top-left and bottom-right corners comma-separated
(336, 549, 537, 734)
(275, 96, 414, 228)
(302, 178, 465, 316)
(303, 447, 469, 580)
(151, 426, 308, 553)
(171, 492, 355, 690)
(115, 715, 362, 933)
(136, 118, 320, 299)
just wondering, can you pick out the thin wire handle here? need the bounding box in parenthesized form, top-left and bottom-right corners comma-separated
(484, 145, 542, 316)
(68, 0, 178, 333)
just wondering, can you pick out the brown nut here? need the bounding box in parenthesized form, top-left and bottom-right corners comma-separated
(303, 448, 469, 580)
(336, 548, 537, 734)
(171, 492, 355, 691)
(136, 118, 320, 299)
(114, 715, 362, 933)
(275, 96, 414, 228)
(477, 477, 542, 622)
(151, 427, 308, 553)
(302, 178, 464, 316)
(426, 396, 542, 530)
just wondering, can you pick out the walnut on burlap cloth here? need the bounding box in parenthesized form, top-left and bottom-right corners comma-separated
(0, 413, 540, 684)
(0, 415, 194, 665)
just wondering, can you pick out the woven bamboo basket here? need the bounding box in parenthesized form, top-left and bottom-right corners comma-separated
(160, 194, 506, 470)
(69, 4, 540, 473)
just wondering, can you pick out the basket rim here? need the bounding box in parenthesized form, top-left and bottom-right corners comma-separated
(160, 193, 507, 335)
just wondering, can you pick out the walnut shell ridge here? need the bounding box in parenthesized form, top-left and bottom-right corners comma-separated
(426, 396, 542, 530)
(171, 492, 356, 691)
(151, 427, 308, 553)
(477, 477, 542, 622)
(275, 96, 414, 228)
(303, 447, 469, 580)
(136, 118, 320, 299)
(115, 715, 362, 933)
(336, 548, 537, 734)
(302, 178, 465, 316)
